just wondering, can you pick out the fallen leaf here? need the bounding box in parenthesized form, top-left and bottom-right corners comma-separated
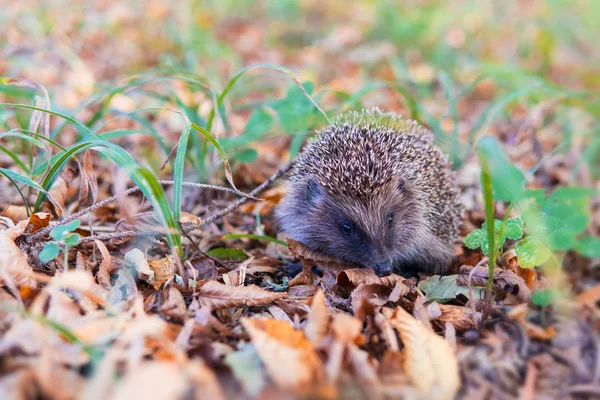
(287, 238, 355, 273)
(112, 362, 188, 400)
(507, 304, 557, 341)
(196, 281, 286, 310)
(241, 318, 329, 395)
(95, 240, 113, 289)
(304, 289, 330, 347)
(336, 269, 407, 294)
(387, 307, 460, 399)
(0, 220, 36, 288)
(160, 287, 187, 319)
(457, 266, 531, 303)
(124, 248, 154, 283)
(418, 274, 475, 303)
(574, 284, 600, 311)
(148, 256, 175, 290)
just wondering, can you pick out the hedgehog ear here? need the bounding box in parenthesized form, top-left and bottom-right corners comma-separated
(305, 178, 324, 203)
(397, 177, 406, 192)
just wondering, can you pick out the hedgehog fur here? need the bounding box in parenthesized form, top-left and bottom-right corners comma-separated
(276, 108, 463, 275)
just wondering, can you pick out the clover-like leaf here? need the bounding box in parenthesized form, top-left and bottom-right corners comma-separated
(575, 236, 600, 259)
(531, 288, 556, 307)
(515, 237, 551, 268)
(40, 242, 61, 262)
(546, 229, 577, 251)
(64, 233, 81, 247)
(49, 220, 81, 241)
(463, 229, 485, 249)
(503, 217, 524, 240)
(482, 219, 502, 233)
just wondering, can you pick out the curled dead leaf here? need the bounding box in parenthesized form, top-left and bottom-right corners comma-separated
(457, 265, 531, 303)
(336, 269, 407, 295)
(196, 280, 286, 310)
(287, 238, 355, 273)
(387, 307, 460, 400)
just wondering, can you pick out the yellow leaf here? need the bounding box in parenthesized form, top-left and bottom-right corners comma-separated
(388, 307, 460, 399)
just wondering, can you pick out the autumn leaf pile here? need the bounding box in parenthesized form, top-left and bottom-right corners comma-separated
(1, 1, 600, 399)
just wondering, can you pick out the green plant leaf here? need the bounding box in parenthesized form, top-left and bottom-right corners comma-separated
(575, 236, 600, 258)
(418, 275, 482, 303)
(223, 233, 287, 246)
(503, 217, 524, 240)
(531, 288, 555, 307)
(206, 248, 246, 260)
(476, 136, 525, 202)
(546, 229, 578, 251)
(515, 237, 552, 268)
(464, 229, 485, 249)
(40, 243, 61, 262)
(482, 219, 502, 233)
(64, 233, 81, 247)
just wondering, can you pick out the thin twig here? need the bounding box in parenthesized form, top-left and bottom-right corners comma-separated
(27, 180, 255, 242)
(77, 162, 293, 245)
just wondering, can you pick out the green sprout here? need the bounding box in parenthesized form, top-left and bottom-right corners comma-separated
(39, 220, 82, 270)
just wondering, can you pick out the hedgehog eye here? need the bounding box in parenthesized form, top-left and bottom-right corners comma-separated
(386, 213, 394, 226)
(341, 221, 355, 235)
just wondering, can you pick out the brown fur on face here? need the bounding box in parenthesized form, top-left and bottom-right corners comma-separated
(276, 176, 454, 275)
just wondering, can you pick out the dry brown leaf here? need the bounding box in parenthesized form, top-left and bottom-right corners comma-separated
(331, 313, 364, 345)
(179, 212, 202, 225)
(27, 212, 51, 233)
(388, 307, 460, 399)
(304, 289, 330, 347)
(347, 343, 379, 385)
(336, 269, 407, 294)
(432, 304, 478, 332)
(148, 256, 174, 290)
(288, 270, 314, 287)
(196, 280, 286, 310)
(457, 265, 531, 303)
(95, 240, 113, 289)
(112, 362, 189, 400)
(351, 281, 410, 315)
(575, 284, 600, 311)
(0, 220, 36, 288)
(78, 149, 99, 206)
(507, 303, 557, 341)
(287, 238, 356, 272)
(241, 318, 328, 394)
(160, 287, 187, 319)
(0, 205, 29, 223)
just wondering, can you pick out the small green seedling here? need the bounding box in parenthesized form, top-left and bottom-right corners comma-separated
(464, 217, 524, 255)
(39, 220, 82, 270)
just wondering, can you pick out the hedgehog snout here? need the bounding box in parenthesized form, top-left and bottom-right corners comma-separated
(373, 262, 392, 277)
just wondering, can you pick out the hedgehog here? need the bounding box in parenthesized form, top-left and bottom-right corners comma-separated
(276, 108, 463, 277)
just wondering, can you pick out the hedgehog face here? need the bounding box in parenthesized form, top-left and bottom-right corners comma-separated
(276, 177, 426, 276)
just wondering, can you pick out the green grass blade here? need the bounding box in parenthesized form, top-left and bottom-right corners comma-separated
(223, 233, 287, 246)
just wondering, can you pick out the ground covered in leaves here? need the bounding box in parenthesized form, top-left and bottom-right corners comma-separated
(1, 1, 599, 399)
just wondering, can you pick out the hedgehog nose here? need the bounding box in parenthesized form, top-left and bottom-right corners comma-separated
(374, 262, 392, 277)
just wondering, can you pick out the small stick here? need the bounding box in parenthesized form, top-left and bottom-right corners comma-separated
(27, 180, 255, 242)
(74, 162, 293, 245)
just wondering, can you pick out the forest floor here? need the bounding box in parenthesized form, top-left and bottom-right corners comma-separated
(0, 1, 599, 399)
